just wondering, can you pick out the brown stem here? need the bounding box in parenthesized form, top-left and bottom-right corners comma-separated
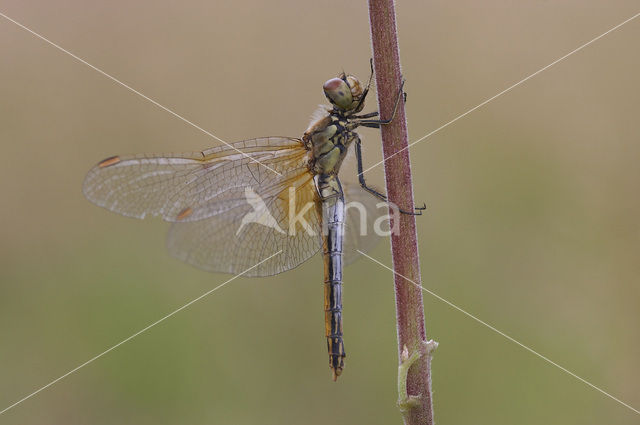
(367, 1, 435, 424)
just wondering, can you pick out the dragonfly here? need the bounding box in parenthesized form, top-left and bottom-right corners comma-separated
(83, 66, 423, 381)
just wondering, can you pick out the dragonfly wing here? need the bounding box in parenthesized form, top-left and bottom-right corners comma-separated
(167, 170, 321, 276)
(342, 182, 388, 265)
(83, 137, 307, 221)
(84, 137, 322, 276)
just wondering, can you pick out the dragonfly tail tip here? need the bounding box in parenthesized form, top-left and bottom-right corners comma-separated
(331, 367, 343, 381)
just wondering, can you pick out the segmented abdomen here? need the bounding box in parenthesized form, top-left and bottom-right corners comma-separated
(314, 174, 346, 381)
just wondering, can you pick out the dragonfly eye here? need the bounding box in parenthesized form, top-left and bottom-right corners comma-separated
(323, 77, 353, 110)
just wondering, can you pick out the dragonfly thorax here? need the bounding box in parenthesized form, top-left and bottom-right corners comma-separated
(305, 114, 356, 175)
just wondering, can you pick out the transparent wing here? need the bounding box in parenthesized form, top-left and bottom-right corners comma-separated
(84, 137, 306, 221)
(342, 182, 387, 265)
(167, 170, 322, 277)
(83, 137, 322, 276)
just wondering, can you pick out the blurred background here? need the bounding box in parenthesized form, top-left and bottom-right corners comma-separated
(1, 1, 639, 424)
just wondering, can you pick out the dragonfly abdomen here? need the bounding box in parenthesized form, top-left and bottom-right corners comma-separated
(314, 174, 346, 381)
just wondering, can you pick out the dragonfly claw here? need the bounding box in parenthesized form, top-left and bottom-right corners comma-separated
(399, 202, 427, 216)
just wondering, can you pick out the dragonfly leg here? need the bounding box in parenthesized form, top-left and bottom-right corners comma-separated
(355, 138, 426, 216)
(352, 58, 406, 124)
(357, 79, 406, 127)
(355, 95, 404, 121)
(352, 111, 380, 119)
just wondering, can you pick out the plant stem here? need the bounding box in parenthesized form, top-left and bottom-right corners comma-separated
(367, 1, 435, 424)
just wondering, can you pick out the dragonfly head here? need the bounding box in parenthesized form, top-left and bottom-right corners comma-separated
(323, 73, 366, 114)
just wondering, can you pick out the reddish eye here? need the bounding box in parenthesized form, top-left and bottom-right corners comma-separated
(323, 78, 343, 91)
(323, 78, 353, 110)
